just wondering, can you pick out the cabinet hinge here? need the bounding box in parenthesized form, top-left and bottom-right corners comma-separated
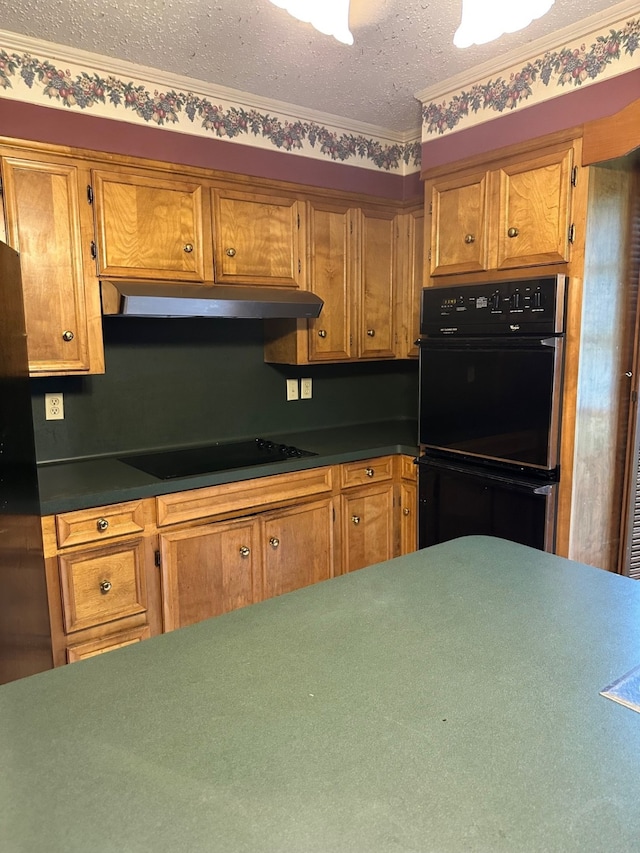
(297, 213, 300, 229)
(87, 184, 94, 204)
(568, 223, 576, 244)
(298, 259, 301, 274)
(0, 176, 3, 196)
(428, 202, 433, 215)
(571, 166, 578, 187)
(154, 550, 161, 568)
(350, 220, 353, 235)
(428, 248, 432, 261)
(332, 506, 335, 522)
(632, 390, 638, 404)
(90, 241, 97, 260)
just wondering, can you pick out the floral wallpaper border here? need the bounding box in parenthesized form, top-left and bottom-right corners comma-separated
(421, 14, 640, 138)
(0, 41, 420, 174)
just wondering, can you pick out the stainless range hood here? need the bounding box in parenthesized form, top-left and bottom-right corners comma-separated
(102, 281, 323, 320)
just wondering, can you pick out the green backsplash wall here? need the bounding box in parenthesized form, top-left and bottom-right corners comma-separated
(31, 318, 418, 463)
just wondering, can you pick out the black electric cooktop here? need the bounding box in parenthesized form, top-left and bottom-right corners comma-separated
(119, 437, 317, 480)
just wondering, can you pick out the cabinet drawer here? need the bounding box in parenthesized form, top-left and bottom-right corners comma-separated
(340, 457, 394, 489)
(156, 466, 333, 527)
(59, 539, 148, 633)
(400, 455, 417, 481)
(55, 500, 147, 548)
(66, 625, 151, 663)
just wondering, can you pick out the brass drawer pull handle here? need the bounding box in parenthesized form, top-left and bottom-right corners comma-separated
(269, 537, 280, 549)
(225, 247, 237, 257)
(366, 329, 375, 337)
(403, 507, 411, 516)
(351, 515, 360, 525)
(507, 227, 519, 238)
(99, 580, 112, 594)
(183, 243, 194, 253)
(464, 234, 475, 244)
(318, 329, 327, 338)
(62, 330, 75, 342)
(96, 518, 109, 532)
(239, 545, 251, 558)
(365, 467, 374, 477)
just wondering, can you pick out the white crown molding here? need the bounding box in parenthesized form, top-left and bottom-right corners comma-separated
(415, 0, 639, 103)
(0, 28, 420, 147)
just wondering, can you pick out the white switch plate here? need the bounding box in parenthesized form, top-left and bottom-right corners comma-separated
(286, 378, 299, 401)
(300, 377, 312, 399)
(45, 392, 64, 420)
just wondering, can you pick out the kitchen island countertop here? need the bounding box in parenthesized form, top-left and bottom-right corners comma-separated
(2, 535, 640, 852)
(37, 418, 418, 514)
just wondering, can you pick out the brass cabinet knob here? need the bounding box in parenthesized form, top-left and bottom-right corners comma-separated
(318, 329, 327, 338)
(225, 247, 237, 257)
(366, 329, 375, 337)
(507, 227, 519, 238)
(239, 545, 251, 558)
(403, 507, 411, 516)
(183, 243, 194, 253)
(99, 580, 112, 594)
(464, 234, 475, 244)
(62, 330, 74, 342)
(351, 515, 361, 525)
(365, 467, 374, 477)
(269, 537, 280, 549)
(96, 518, 109, 532)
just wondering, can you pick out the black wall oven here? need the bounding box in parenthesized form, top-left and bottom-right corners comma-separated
(417, 275, 566, 552)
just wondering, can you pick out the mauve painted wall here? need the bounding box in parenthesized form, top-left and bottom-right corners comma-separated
(0, 99, 421, 200)
(420, 69, 640, 172)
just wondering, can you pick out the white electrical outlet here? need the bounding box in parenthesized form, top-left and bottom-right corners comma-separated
(300, 377, 312, 399)
(286, 378, 299, 401)
(45, 393, 65, 420)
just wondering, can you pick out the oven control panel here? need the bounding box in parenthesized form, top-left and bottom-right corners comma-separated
(421, 275, 566, 337)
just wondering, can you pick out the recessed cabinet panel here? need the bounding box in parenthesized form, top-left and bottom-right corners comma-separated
(262, 499, 334, 598)
(92, 170, 206, 280)
(430, 173, 488, 276)
(495, 147, 573, 269)
(160, 518, 261, 632)
(212, 189, 302, 286)
(1, 157, 92, 373)
(307, 202, 353, 361)
(358, 209, 396, 358)
(66, 625, 151, 663)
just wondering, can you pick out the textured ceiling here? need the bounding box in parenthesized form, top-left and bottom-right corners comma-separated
(0, 0, 631, 132)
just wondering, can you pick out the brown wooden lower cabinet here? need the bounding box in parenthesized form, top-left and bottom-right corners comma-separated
(341, 483, 395, 573)
(159, 517, 262, 632)
(38, 455, 418, 670)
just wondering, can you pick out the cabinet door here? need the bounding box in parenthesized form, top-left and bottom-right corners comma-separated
(396, 209, 424, 359)
(307, 201, 354, 361)
(262, 499, 334, 598)
(159, 518, 261, 632)
(399, 481, 417, 556)
(429, 172, 489, 275)
(495, 147, 573, 269)
(212, 189, 303, 287)
(357, 209, 396, 358)
(92, 170, 207, 280)
(341, 484, 395, 573)
(1, 156, 101, 374)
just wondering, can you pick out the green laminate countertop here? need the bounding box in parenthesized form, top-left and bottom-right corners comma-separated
(36, 419, 418, 514)
(2, 535, 640, 852)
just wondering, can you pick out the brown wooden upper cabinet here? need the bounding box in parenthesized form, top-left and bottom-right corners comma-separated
(264, 202, 400, 363)
(428, 142, 575, 277)
(91, 169, 208, 281)
(211, 188, 303, 287)
(0, 152, 104, 375)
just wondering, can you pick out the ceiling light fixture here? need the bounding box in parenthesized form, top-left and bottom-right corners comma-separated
(268, 0, 354, 46)
(453, 0, 555, 48)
